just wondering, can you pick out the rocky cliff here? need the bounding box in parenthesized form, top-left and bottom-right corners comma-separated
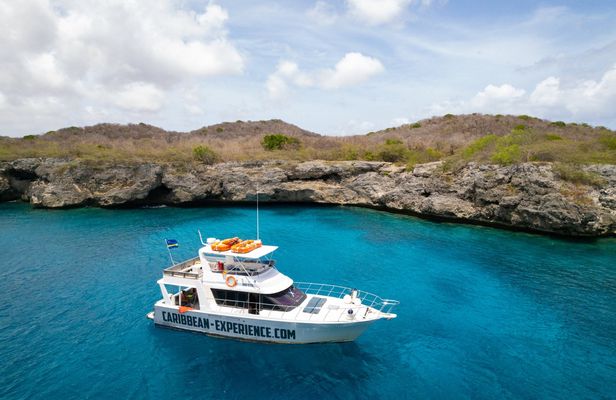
(1, 158, 615, 237)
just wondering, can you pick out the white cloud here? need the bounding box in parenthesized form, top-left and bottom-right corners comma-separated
(308, 1, 339, 25)
(266, 61, 314, 99)
(320, 52, 384, 89)
(429, 64, 616, 123)
(114, 82, 165, 112)
(266, 53, 383, 98)
(346, 0, 411, 25)
(0, 0, 243, 133)
(392, 117, 410, 126)
(470, 84, 526, 108)
(529, 77, 560, 106)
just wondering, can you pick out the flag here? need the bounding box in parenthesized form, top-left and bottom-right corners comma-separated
(166, 239, 179, 249)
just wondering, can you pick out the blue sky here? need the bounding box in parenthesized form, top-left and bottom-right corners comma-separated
(1, 0, 615, 136)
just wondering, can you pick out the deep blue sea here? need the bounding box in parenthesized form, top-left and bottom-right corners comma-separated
(0, 203, 615, 399)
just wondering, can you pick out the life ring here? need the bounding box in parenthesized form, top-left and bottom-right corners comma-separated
(226, 275, 237, 287)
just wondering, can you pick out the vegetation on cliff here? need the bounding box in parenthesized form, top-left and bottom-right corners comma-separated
(1, 115, 614, 168)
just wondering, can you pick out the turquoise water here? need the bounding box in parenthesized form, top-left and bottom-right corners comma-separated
(0, 203, 615, 399)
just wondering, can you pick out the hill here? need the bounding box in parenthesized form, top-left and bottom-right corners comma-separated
(0, 114, 614, 166)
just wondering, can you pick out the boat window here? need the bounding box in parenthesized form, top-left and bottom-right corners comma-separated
(211, 289, 249, 309)
(261, 285, 306, 311)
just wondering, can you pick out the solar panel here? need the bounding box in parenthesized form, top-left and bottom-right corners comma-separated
(303, 296, 327, 314)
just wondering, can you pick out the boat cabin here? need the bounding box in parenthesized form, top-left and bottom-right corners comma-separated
(158, 241, 306, 315)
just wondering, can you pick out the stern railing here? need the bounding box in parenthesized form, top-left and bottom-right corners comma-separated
(163, 257, 202, 279)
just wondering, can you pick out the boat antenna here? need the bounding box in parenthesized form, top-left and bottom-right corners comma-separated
(256, 182, 260, 241)
(198, 229, 206, 246)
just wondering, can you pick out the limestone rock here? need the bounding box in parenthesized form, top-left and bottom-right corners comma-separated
(1, 158, 615, 237)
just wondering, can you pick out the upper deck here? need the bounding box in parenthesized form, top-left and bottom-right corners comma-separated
(199, 244, 278, 260)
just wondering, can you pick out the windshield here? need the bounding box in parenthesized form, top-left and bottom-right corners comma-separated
(263, 285, 306, 308)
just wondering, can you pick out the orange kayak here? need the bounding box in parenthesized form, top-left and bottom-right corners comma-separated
(231, 239, 262, 254)
(211, 237, 241, 252)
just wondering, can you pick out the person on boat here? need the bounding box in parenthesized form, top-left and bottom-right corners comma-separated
(183, 288, 196, 306)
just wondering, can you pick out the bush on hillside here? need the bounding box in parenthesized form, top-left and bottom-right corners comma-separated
(261, 134, 301, 151)
(193, 145, 219, 164)
(461, 134, 498, 159)
(491, 144, 521, 164)
(377, 141, 408, 162)
(385, 139, 403, 145)
(599, 132, 616, 150)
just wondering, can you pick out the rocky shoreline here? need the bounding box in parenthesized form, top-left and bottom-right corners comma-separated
(1, 158, 615, 237)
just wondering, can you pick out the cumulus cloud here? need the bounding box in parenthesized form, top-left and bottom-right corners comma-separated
(320, 52, 384, 89)
(470, 84, 526, 109)
(430, 64, 616, 123)
(529, 77, 560, 107)
(114, 82, 166, 112)
(346, 0, 412, 25)
(0, 0, 242, 132)
(266, 53, 383, 98)
(392, 117, 410, 126)
(266, 61, 314, 99)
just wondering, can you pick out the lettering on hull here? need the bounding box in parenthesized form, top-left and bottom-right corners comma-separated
(160, 310, 296, 341)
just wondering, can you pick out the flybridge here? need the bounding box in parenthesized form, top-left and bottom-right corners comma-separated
(200, 244, 279, 260)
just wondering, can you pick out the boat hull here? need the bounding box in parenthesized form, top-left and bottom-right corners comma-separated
(152, 304, 376, 344)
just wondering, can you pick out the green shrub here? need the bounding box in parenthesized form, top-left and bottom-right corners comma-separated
(385, 138, 403, 145)
(377, 142, 408, 162)
(550, 121, 566, 128)
(552, 163, 606, 187)
(261, 134, 301, 151)
(22, 135, 37, 140)
(216, 127, 224, 133)
(410, 122, 421, 129)
(425, 147, 443, 160)
(444, 114, 454, 119)
(599, 133, 616, 150)
(514, 124, 526, 131)
(491, 144, 521, 164)
(545, 133, 562, 141)
(338, 145, 359, 160)
(518, 115, 531, 121)
(192, 145, 219, 164)
(462, 134, 498, 159)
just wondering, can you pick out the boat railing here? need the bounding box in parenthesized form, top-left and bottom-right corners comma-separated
(295, 282, 399, 315)
(208, 282, 398, 322)
(163, 257, 202, 279)
(208, 259, 274, 276)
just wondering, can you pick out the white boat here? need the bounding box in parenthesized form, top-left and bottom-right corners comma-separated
(148, 236, 399, 344)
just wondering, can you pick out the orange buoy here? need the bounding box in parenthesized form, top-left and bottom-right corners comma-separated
(211, 237, 241, 251)
(178, 306, 193, 313)
(226, 275, 237, 287)
(231, 239, 262, 254)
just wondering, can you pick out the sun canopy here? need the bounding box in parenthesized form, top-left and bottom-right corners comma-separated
(200, 244, 278, 260)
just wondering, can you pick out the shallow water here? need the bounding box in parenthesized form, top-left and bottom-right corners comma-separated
(0, 203, 615, 399)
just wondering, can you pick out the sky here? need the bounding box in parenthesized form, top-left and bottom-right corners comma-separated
(1, 0, 616, 137)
